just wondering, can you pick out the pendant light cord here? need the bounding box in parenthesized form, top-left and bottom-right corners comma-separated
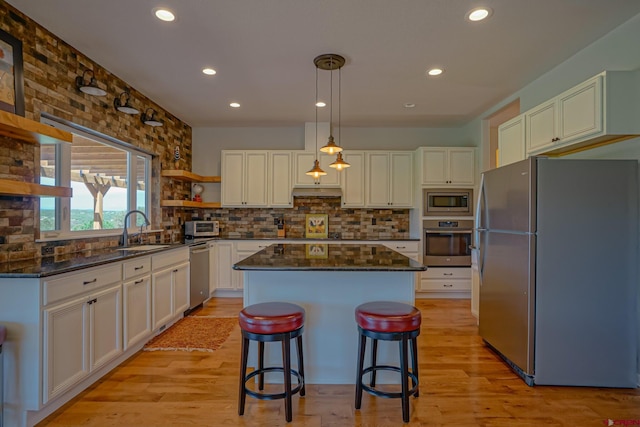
(338, 67, 341, 146)
(329, 56, 333, 138)
(315, 65, 318, 154)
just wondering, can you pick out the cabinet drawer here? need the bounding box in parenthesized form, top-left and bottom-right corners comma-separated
(420, 279, 470, 292)
(382, 241, 420, 253)
(235, 241, 273, 252)
(43, 264, 121, 305)
(152, 247, 189, 269)
(123, 256, 151, 280)
(422, 267, 471, 280)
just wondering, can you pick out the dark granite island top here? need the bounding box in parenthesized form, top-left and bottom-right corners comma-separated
(233, 243, 426, 272)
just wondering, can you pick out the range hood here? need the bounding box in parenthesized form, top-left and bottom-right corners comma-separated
(291, 187, 342, 198)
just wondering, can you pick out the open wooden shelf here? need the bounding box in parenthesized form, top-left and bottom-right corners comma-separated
(160, 200, 221, 208)
(0, 110, 72, 145)
(161, 170, 221, 183)
(0, 178, 72, 197)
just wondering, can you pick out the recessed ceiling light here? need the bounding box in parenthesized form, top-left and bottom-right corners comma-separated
(154, 8, 175, 22)
(467, 7, 492, 22)
(404, 103, 416, 108)
(316, 101, 326, 107)
(427, 68, 443, 76)
(202, 68, 216, 75)
(230, 102, 241, 108)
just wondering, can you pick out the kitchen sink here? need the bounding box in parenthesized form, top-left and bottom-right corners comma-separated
(118, 244, 169, 251)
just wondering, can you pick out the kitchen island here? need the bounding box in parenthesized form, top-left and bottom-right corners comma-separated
(234, 243, 426, 384)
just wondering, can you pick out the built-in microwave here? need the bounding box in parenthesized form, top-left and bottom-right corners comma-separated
(423, 189, 473, 216)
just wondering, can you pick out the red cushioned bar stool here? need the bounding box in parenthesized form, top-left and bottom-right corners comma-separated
(354, 301, 421, 423)
(238, 302, 305, 423)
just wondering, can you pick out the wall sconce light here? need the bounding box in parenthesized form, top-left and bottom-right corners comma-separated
(114, 92, 140, 115)
(141, 108, 163, 127)
(75, 69, 107, 96)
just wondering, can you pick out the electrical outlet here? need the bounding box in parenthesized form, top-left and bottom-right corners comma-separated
(372, 218, 376, 225)
(42, 246, 54, 255)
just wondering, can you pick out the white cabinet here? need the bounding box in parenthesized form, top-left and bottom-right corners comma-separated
(419, 267, 471, 295)
(498, 114, 526, 167)
(380, 241, 420, 262)
(421, 147, 475, 186)
(366, 151, 413, 207)
(151, 248, 190, 330)
(221, 150, 268, 207)
(341, 151, 365, 208)
(215, 241, 237, 291)
(123, 257, 152, 350)
(43, 272, 122, 404)
(526, 71, 640, 156)
(269, 151, 293, 207)
(293, 152, 341, 187)
(471, 249, 480, 320)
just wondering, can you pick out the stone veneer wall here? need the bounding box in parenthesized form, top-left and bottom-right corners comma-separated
(200, 197, 410, 240)
(0, 3, 192, 262)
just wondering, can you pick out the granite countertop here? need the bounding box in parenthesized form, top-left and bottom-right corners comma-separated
(219, 237, 420, 241)
(233, 243, 426, 272)
(0, 244, 186, 278)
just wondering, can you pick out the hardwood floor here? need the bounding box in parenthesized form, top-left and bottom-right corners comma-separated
(38, 298, 640, 426)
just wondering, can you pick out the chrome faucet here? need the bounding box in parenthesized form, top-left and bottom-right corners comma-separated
(120, 210, 151, 247)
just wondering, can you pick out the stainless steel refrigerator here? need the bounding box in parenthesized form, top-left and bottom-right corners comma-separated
(477, 156, 638, 387)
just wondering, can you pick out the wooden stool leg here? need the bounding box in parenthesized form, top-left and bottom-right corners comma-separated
(296, 335, 305, 397)
(355, 333, 367, 410)
(400, 336, 410, 423)
(370, 338, 378, 387)
(411, 337, 419, 397)
(238, 335, 250, 416)
(258, 341, 265, 391)
(282, 333, 293, 422)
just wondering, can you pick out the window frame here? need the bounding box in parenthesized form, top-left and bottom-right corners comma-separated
(39, 114, 153, 241)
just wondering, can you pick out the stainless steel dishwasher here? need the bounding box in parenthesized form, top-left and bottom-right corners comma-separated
(188, 241, 210, 314)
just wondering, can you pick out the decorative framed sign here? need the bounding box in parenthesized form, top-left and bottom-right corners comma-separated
(0, 28, 25, 116)
(305, 243, 328, 259)
(305, 214, 328, 239)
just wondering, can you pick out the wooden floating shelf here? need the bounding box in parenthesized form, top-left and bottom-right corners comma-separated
(0, 110, 72, 145)
(160, 200, 221, 208)
(0, 178, 72, 198)
(161, 170, 221, 183)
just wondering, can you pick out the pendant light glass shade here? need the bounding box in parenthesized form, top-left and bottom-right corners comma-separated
(320, 135, 343, 154)
(329, 152, 350, 170)
(306, 159, 327, 178)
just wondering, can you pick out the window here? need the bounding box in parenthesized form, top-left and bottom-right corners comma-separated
(39, 115, 152, 238)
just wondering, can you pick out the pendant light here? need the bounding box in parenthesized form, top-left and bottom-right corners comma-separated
(329, 66, 350, 170)
(306, 59, 327, 180)
(314, 54, 350, 169)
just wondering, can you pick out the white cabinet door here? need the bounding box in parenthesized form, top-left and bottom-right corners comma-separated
(89, 284, 122, 372)
(341, 151, 365, 208)
(209, 243, 218, 296)
(558, 75, 602, 142)
(221, 151, 268, 207)
(172, 261, 190, 316)
(152, 267, 174, 330)
(43, 296, 89, 403)
(422, 147, 474, 186)
(389, 152, 413, 207)
(366, 152, 391, 207)
(526, 98, 557, 154)
(123, 275, 152, 350)
(221, 151, 245, 207)
(421, 148, 448, 185)
(244, 151, 268, 206)
(498, 115, 526, 167)
(215, 241, 235, 290)
(448, 148, 475, 185)
(269, 151, 293, 207)
(293, 152, 341, 187)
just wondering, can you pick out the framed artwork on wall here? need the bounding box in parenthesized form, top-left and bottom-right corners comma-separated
(305, 214, 328, 239)
(0, 28, 25, 116)
(305, 243, 328, 259)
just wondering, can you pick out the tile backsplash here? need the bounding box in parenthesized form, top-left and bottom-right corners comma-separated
(201, 197, 410, 240)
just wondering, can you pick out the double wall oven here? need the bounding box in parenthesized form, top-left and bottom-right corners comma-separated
(423, 219, 473, 267)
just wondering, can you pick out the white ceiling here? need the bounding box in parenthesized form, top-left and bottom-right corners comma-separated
(7, 0, 640, 128)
